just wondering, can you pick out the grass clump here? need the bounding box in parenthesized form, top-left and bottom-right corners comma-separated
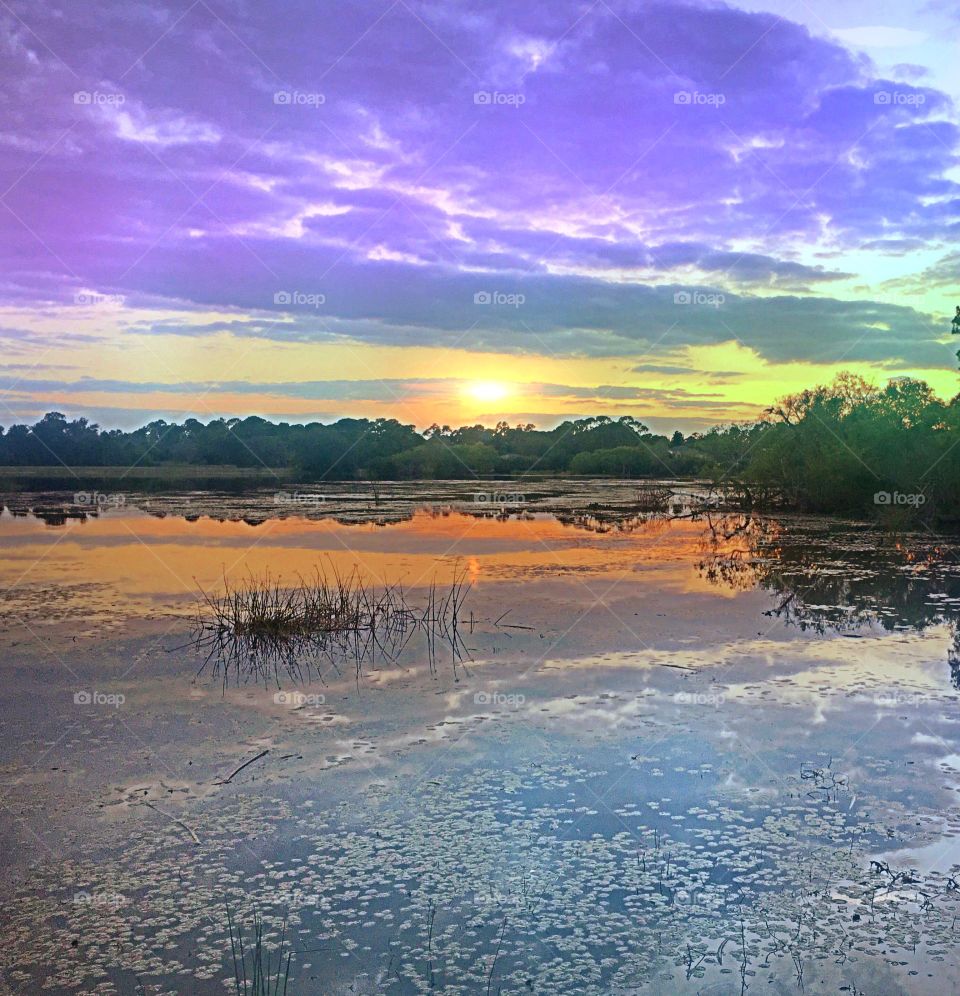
(200, 567, 402, 640)
(194, 566, 471, 685)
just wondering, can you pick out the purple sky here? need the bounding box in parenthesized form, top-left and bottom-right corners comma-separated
(1, 0, 958, 429)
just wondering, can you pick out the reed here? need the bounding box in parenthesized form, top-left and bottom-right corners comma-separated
(226, 906, 291, 996)
(194, 566, 471, 685)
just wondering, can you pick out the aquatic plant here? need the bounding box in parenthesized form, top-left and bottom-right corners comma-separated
(198, 567, 410, 641)
(226, 907, 291, 996)
(193, 567, 472, 685)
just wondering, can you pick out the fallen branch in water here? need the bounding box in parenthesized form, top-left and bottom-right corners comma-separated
(218, 748, 269, 785)
(141, 800, 200, 845)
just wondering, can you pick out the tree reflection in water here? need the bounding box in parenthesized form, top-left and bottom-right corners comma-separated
(693, 511, 960, 686)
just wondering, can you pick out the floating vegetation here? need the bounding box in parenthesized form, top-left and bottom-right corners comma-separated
(193, 568, 473, 686)
(3, 754, 960, 993)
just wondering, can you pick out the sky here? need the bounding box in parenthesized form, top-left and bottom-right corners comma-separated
(1, 0, 958, 434)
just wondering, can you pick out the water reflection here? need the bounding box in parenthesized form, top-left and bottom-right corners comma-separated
(5, 490, 960, 993)
(694, 510, 960, 681)
(3, 490, 959, 681)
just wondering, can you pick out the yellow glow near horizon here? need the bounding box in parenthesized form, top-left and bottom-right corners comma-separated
(465, 380, 510, 404)
(2, 319, 957, 431)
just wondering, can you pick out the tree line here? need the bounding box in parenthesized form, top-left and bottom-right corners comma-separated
(1, 374, 957, 520)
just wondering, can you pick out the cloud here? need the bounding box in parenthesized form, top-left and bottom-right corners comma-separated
(103, 100, 222, 147)
(0, 0, 956, 383)
(115, 251, 951, 368)
(0, 375, 454, 402)
(832, 26, 928, 49)
(890, 63, 930, 82)
(895, 250, 960, 289)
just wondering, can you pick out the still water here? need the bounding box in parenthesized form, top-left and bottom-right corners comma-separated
(1, 482, 959, 994)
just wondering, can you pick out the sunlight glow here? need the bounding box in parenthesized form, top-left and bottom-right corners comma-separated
(465, 380, 510, 403)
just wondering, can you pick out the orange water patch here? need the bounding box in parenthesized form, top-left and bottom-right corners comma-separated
(0, 507, 743, 617)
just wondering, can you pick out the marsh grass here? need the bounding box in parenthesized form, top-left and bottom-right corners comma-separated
(226, 907, 291, 996)
(200, 567, 407, 640)
(194, 566, 471, 685)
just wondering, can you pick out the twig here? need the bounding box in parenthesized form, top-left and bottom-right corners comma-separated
(218, 749, 270, 785)
(141, 800, 200, 845)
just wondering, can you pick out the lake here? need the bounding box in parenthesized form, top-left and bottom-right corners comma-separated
(1, 481, 959, 994)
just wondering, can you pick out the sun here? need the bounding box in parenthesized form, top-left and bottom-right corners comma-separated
(465, 380, 510, 403)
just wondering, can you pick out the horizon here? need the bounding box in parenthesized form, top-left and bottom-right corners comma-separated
(2, 0, 959, 431)
(1, 364, 956, 438)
